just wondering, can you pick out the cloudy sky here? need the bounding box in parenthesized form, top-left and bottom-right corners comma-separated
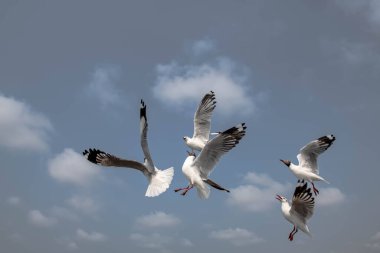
(1, 0, 380, 252)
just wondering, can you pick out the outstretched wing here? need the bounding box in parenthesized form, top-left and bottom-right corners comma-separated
(290, 180, 315, 223)
(193, 123, 246, 179)
(297, 134, 336, 174)
(140, 100, 155, 173)
(83, 148, 147, 172)
(193, 91, 216, 141)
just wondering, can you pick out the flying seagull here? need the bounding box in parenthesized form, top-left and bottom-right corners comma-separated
(83, 100, 174, 197)
(183, 91, 217, 152)
(280, 135, 336, 195)
(276, 180, 314, 241)
(175, 123, 246, 199)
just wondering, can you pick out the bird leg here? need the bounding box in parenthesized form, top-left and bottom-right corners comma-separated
(180, 185, 193, 196)
(174, 185, 193, 195)
(288, 226, 296, 240)
(311, 182, 319, 195)
(289, 227, 298, 241)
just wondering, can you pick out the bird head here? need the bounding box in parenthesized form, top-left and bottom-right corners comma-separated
(183, 136, 189, 143)
(280, 159, 291, 167)
(276, 194, 287, 203)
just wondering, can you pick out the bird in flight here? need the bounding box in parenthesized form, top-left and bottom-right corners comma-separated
(280, 135, 336, 195)
(183, 91, 217, 152)
(276, 180, 315, 241)
(175, 123, 246, 199)
(83, 100, 174, 197)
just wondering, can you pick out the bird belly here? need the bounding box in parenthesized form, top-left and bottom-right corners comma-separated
(187, 138, 205, 151)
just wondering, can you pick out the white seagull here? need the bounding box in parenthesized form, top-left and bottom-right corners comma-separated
(183, 91, 217, 152)
(83, 100, 174, 197)
(175, 123, 246, 199)
(276, 180, 315, 241)
(280, 135, 336, 195)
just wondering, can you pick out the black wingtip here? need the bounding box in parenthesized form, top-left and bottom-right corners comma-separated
(83, 148, 104, 164)
(140, 99, 147, 120)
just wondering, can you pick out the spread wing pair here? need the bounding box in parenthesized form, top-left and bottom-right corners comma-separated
(83, 100, 174, 197)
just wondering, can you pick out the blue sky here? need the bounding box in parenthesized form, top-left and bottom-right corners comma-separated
(1, 1, 380, 252)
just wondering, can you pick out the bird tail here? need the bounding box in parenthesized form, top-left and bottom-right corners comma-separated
(145, 167, 174, 197)
(302, 225, 312, 237)
(316, 175, 330, 184)
(196, 181, 210, 199)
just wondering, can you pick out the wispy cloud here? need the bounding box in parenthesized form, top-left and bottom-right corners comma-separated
(0, 93, 52, 151)
(191, 38, 215, 56)
(209, 228, 263, 246)
(317, 187, 346, 206)
(28, 210, 57, 228)
(136, 211, 180, 228)
(67, 241, 79, 251)
(7, 196, 21, 206)
(335, 0, 380, 26)
(153, 58, 255, 116)
(50, 206, 79, 222)
(227, 172, 291, 212)
(76, 228, 106, 242)
(86, 65, 122, 108)
(48, 148, 102, 187)
(366, 231, 380, 250)
(66, 195, 100, 215)
(129, 233, 172, 250)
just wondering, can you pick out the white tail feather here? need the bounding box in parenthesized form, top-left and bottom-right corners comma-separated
(196, 182, 210, 199)
(145, 167, 174, 197)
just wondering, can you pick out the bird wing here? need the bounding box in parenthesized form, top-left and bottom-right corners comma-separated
(290, 180, 315, 224)
(192, 91, 216, 141)
(83, 148, 147, 172)
(140, 100, 155, 173)
(193, 123, 246, 179)
(297, 134, 336, 174)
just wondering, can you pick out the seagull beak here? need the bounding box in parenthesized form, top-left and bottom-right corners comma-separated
(275, 195, 282, 201)
(280, 159, 290, 167)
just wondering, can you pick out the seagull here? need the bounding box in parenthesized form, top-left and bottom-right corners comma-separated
(83, 100, 174, 197)
(276, 180, 314, 241)
(183, 91, 217, 152)
(175, 123, 246, 199)
(280, 135, 336, 195)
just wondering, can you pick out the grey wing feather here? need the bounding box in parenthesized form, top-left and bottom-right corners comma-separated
(83, 148, 148, 173)
(297, 134, 336, 174)
(194, 123, 246, 179)
(193, 91, 216, 141)
(290, 180, 315, 223)
(140, 100, 155, 173)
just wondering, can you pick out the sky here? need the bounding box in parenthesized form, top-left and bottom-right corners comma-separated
(0, 0, 380, 252)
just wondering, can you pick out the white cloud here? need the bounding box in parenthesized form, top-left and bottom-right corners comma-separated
(66, 195, 99, 215)
(28, 210, 57, 227)
(87, 65, 121, 108)
(227, 172, 291, 212)
(209, 228, 263, 246)
(192, 38, 215, 56)
(129, 233, 172, 250)
(317, 187, 346, 206)
(136, 211, 180, 228)
(7, 196, 21, 206)
(48, 148, 102, 187)
(0, 94, 52, 151)
(76, 228, 106, 242)
(153, 58, 255, 116)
